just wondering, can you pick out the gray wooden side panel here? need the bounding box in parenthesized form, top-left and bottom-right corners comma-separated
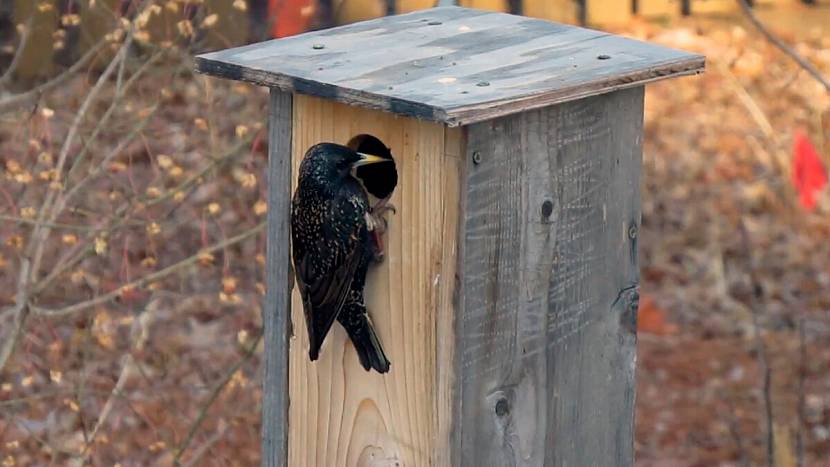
(458, 87, 643, 466)
(195, 7, 703, 127)
(263, 89, 293, 467)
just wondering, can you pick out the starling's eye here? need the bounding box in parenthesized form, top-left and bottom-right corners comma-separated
(336, 158, 351, 170)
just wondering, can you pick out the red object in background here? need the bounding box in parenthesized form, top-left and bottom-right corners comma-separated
(638, 294, 678, 336)
(792, 130, 828, 211)
(269, 0, 315, 37)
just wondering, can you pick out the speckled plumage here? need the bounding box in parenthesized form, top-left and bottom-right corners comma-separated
(290, 143, 390, 373)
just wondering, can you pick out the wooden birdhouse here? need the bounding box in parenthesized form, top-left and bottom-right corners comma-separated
(196, 7, 703, 466)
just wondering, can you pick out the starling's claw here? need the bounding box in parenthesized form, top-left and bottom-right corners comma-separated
(369, 199, 395, 235)
(372, 201, 396, 217)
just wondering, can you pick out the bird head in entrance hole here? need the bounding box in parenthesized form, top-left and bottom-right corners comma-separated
(349, 135, 398, 203)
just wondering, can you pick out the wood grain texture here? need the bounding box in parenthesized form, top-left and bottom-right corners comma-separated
(457, 87, 644, 466)
(195, 7, 704, 126)
(287, 95, 460, 467)
(263, 90, 293, 467)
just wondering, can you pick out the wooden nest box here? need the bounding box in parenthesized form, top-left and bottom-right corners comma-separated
(196, 7, 703, 467)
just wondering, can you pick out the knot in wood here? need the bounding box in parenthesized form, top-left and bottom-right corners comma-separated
(495, 397, 509, 417)
(630, 291, 640, 313)
(541, 200, 554, 220)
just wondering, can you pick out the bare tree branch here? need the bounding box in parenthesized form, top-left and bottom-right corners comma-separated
(0, 39, 108, 113)
(0, 259, 31, 374)
(796, 318, 806, 467)
(0, 16, 35, 87)
(738, 220, 775, 467)
(173, 331, 263, 466)
(28, 133, 254, 298)
(70, 354, 137, 467)
(30, 222, 265, 318)
(737, 0, 830, 93)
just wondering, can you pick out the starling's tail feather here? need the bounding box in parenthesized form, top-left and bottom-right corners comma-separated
(354, 318, 390, 373)
(340, 307, 390, 373)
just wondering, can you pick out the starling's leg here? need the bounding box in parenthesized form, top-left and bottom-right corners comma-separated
(363, 213, 385, 263)
(365, 197, 395, 263)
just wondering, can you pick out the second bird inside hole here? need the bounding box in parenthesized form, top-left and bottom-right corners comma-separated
(347, 134, 398, 210)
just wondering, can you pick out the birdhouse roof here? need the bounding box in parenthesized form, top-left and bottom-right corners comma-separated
(195, 7, 704, 127)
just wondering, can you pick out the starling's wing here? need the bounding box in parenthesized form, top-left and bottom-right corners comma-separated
(293, 194, 367, 360)
(295, 243, 362, 360)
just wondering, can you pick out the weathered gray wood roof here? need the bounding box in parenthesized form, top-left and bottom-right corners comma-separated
(195, 7, 704, 126)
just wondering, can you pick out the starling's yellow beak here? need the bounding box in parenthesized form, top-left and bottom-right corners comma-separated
(353, 153, 390, 167)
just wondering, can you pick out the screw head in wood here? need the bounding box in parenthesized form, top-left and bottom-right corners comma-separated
(495, 398, 509, 417)
(472, 151, 482, 165)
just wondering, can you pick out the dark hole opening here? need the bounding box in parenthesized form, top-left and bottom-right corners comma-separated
(347, 134, 398, 203)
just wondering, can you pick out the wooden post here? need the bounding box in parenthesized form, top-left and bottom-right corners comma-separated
(195, 7, 704, 466)
(262, 89, 292, 467)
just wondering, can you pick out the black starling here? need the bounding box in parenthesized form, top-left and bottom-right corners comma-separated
(291, 142, 392, 373)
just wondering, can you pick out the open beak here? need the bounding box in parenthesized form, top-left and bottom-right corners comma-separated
(353, 152, 390, 167)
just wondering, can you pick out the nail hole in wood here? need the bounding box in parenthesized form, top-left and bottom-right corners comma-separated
(597, 54, 611, 60)
(312, 43, 325, 50)
(628, 224, 638, 239)
(476, 81, 490, 87)
(427, 21, 442, 25)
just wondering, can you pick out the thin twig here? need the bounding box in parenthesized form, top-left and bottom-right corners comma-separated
(0, 16, 35, 87)
(182, 429, 226, 467)
(29, 37, 132, 280)
(0, 258, 31, 374)
(65, 49, 167, 183)
(70, 354, 136, 467)
(29, 134, 253, 297)
(0, 214, 98, 231)
(738, 220, 775, 467)
(737, 0, 830, 93)
(30, 222, 265, 317)
(173, 332, 263, 466)
(0, 40, 108, 113)
(796, 317, 806, 467)
(717, 62, 789, 176)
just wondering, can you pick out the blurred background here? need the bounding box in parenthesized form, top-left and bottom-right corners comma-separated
(0, 0, 828, 465)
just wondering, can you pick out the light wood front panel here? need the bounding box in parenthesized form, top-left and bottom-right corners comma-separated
(288, 95, 460, 467)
